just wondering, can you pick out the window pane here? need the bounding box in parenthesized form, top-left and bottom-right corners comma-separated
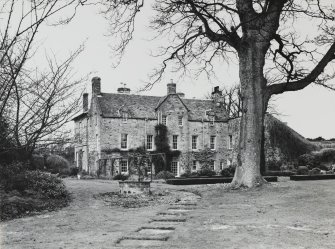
(121, 134, 128, 149)
(178, 116, 183, 126)
(171, 161, 178, 176)
(210, 136, 216, 150)
(192, 136, 197, 149)
(147, 135, 153, 150)
(192, 161, 197, 170)
(162, 115, 167, 125)
(121, 160, 128, 173)
(173, 135, 178, 150)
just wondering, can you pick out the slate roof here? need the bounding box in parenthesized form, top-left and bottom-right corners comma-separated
(94, 92, 227, 121)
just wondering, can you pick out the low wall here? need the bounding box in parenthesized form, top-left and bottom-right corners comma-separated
(119, 181, 151, 195)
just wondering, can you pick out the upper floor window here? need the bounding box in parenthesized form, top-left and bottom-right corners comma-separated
(122, 112, 128, 123)
(178, 116, 183, 126)
(172, 135, 178, 150)
(162, 115, 167, 125)
(228, 135, 233, 149)
(210, 135, 216, 150)
(147, 135, 153, 150)
(210, 116, 215, 126)
(192, 135, 198, 150)
(121, 133, 128, 149)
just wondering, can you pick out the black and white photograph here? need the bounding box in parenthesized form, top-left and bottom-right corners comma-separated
(1, 1, 335, 248)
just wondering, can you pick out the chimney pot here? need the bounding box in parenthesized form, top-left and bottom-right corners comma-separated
(92, 77, 101, 95)
(83, 93, 88, 112)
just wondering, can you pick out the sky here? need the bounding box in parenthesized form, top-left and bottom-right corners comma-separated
(33, 3, 335, 139)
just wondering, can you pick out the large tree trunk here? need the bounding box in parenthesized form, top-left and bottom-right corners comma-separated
(231, 35, 269, 188)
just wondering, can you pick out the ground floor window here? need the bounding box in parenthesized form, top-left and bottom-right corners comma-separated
(220, 161, 224, 170)
(171, 161, 178, 176)
(192, 160, 197, 171)
(209, 160, 215, 171)
(120, 160, 128, 173)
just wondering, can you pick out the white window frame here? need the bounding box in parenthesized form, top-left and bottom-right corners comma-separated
(192, 135, 198, 150)
(171, 161, 179, 176)
(210, 116, 215, 126)
(121, 133, 128, 149)
(210, 135, 216, 150)
(120, 160, 128, 173)
(172, 135, 178, 150)
(178, 116, 183, 126)
(147, 135, 153, 150)
(227, 158, 232, 167)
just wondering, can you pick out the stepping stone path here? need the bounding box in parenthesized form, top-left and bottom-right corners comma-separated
(115, 191, 201, 247)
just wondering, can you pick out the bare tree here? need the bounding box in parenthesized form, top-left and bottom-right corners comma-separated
(0, 0, 87, 117)
(100, 0, 335, 187)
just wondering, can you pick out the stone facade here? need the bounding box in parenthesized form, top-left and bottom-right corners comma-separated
(73, 77, 239, 177)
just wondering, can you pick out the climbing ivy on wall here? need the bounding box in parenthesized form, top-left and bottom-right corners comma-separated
(152, 124, 180, 174)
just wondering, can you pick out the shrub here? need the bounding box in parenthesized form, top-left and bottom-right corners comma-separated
(155, 171, 175, 179)
(31, 154, 46, 170)
(69, 167, 79, 176)
(220, 166, 235, 177)
(25, 171, 69, 199)
(297, 166, 309, 175)
(180, 172, 191, 178)
(310, 167, 321, 175)
(113, 174, 129, 181)
(0, 161, 29, 192)
(198, 168, 216, 177)
(45, 155, 71, 175)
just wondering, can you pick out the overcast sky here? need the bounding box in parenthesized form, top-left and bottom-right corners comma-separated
(34, 3, 335, 139)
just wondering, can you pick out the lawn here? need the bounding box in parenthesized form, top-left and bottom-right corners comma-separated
(1, 178, 335, 248)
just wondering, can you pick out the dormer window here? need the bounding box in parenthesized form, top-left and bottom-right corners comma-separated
(122, 112, 128, 123)
(210, 116, 215, 126)
(162, 115, 167, 125)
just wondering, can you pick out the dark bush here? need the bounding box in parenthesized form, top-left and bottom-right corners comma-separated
(0, 162, 28, 192)
(25, 171, 69, 199)
(310, 167, 321, 175)
(220, 166, 235, 177)
(190, 171, 200, 177)
(69, 167, 79, 176)
(45, 155, 71, 175)
(155, 171, 175, 179)
(31, 154, 46, 170)
(198, 168, 216, 177)
(180, 171, 192, 178)
(113, 174, 129, 181)
(297, 166, 309, 175)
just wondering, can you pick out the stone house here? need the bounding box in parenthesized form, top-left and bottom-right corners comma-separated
(73, 77, 239, 177)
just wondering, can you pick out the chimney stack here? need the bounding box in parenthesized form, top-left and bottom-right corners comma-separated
(167, 79, 176, 95)
(92, 77, 101, 96)
(83, 93, 88, 112)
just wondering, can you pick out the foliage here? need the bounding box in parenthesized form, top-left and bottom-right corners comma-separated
(155, 171, 175, 180)
(198, 168, 216, 177)
(152, 124, 181, 173)
(297, 166, 309, 175)
(69, 167, 79, 176)
(45, 155, 71, 175)
(101, 147, 121, 154)
(298, 149, 335, 169)
(220, 166, 236, 177)
(310, 168, 321, 175)
(266, 159, 283, 171)
(113, 174, 129, 181)
(266, 115, 317, 163)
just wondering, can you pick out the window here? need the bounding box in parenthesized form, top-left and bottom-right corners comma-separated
(162, 115, 167, 125)
(209, 160, 215, 171)
(147, 135, 153, 150)
(178, 116, 183, 126)
(172, 135, 178, 150)
(227, 158, 232, 167)
(121, 134, 128, 149)
(192, 135, 198, 150)
(228, 135, 233, 149)
(220, 161, 224, 170)
(120, 160, 128, 173)
(171, 161, 178, 176)
(210, 135, 216, 150)
(210, 116, 215, 126)
(122, 112, 128, 123)
(192, 161, 197, 171)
